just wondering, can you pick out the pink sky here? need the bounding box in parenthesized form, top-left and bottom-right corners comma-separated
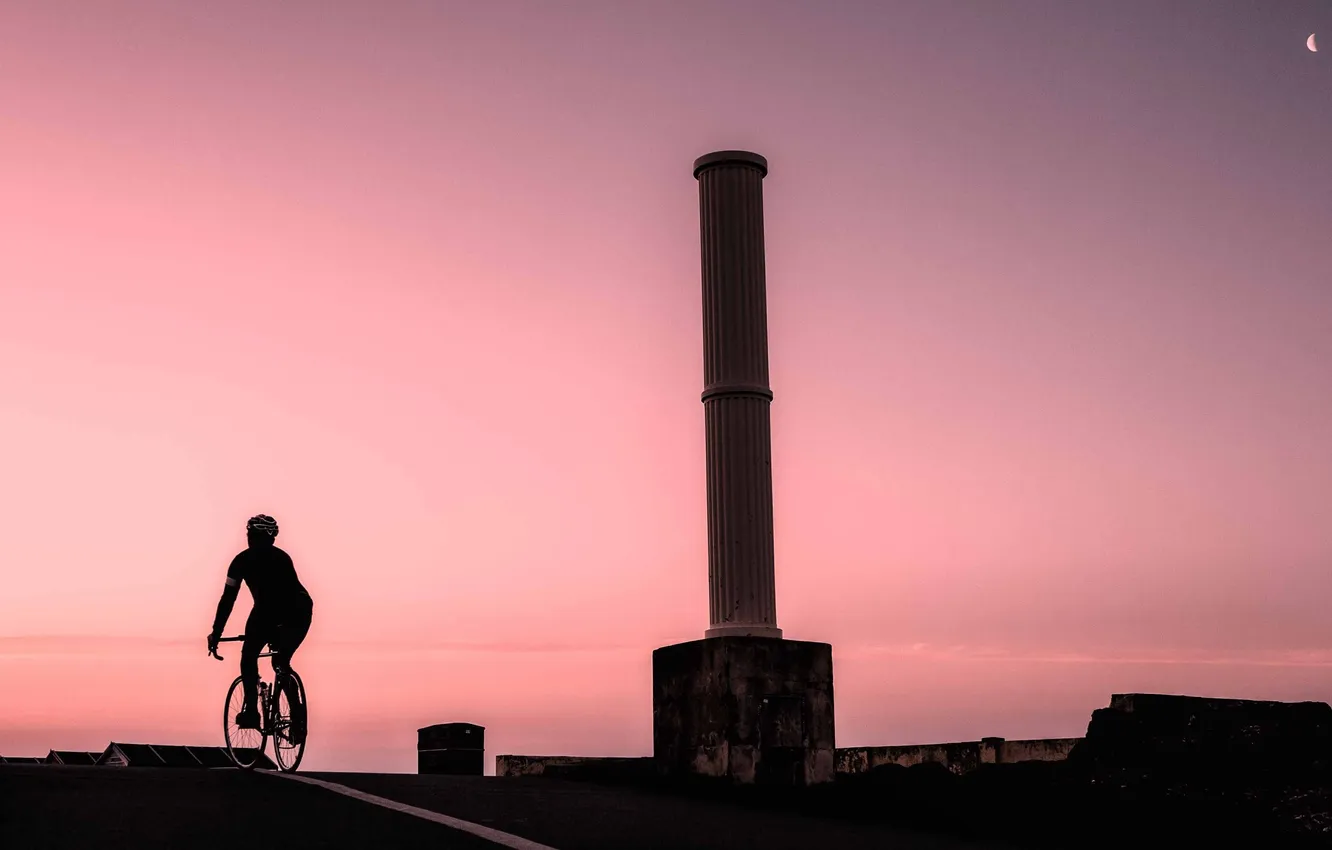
(2, 1, 1330, 772)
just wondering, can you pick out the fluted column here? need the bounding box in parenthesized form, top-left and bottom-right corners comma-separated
(695, 150, 781, 639)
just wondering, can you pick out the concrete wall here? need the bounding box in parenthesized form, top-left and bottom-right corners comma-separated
(836, 740, 991, 776)
(499, 736, 1080, 781)
(495, 755, 654, 779)
(998, 737, 1080, 764)
(836, 736, 1081, 777)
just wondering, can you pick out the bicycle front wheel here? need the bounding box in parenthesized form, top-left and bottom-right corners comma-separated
(273, 670, 307, 773)
(223, 676, 267, 769)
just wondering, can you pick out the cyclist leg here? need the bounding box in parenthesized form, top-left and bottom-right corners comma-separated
(273, 600, 312, 740)
(279, 600, 312, 664)
(238, 609, 269, 727)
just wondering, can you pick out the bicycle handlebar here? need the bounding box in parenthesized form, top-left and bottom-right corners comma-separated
(209, 635, 245, 661)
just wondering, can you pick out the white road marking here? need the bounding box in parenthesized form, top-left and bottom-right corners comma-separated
(269, 772, 561, 850)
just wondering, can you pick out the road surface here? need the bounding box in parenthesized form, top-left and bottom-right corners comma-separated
(0, 764, 998, 849)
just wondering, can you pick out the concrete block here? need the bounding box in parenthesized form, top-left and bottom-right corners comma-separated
(652, 636, 834, 786)
(1070, 693, 1332, 776)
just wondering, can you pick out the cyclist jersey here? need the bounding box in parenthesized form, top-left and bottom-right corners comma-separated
(225, 545, 311, 614)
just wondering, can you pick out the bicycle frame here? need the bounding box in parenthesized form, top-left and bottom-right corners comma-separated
(212, 635, 303, 752)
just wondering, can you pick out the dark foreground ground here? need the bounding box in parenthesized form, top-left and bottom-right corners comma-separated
(503, 758, 1332, 849)
(0, 765, 501, 850)
(4, 761, 1327, 849)
(0, 764, 1000, 850)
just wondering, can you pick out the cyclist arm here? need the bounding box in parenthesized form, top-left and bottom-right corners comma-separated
(210, 580, 240, 637)
(209, 556, 245, 638)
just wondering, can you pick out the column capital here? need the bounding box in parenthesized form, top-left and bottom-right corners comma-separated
(693, 150, 768, 179)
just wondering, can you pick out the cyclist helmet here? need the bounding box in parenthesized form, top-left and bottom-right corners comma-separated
(246, 514, 279, 537)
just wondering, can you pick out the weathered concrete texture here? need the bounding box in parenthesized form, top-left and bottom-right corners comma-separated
(837, 741, 992, 777)
(495, 755, 655, 780)
(998, 737, 1081, 764)
(418, 723, 484, 776)
(836, 737, 1080, 777)
(653, 636, 834, 786)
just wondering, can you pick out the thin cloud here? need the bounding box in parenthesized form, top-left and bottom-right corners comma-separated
(0, 634, 637, 657)
(319, 638, 638, 654)
(6, 635, 1331, 666)
(0, 635, 193, 656)
(839, 643, 1332, 668)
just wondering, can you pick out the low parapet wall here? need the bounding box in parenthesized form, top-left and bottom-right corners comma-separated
(836, 736, 1081, 776)
(496, 755, 590, 776)
(999, 737, 1081, 765)
(495, 755, 655, 779)
(496, 737, 1080, 781)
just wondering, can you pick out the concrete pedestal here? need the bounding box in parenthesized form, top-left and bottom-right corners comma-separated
(652, 637, 834, 786)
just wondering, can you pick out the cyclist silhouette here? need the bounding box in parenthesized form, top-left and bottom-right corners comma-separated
(207, 514, 313, 734)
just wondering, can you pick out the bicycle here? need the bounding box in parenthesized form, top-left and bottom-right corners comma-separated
(209, 635, 307, 772)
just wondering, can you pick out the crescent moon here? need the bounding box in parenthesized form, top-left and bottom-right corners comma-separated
(1310, 33, 1318, 52)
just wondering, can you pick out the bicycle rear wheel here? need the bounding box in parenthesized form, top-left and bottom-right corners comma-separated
(223, 676, 267, 769)
(272, 670, 306, 773)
